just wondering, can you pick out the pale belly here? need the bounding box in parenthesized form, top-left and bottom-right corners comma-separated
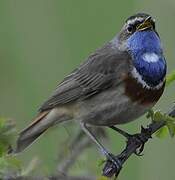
(75, 84, 154, 126)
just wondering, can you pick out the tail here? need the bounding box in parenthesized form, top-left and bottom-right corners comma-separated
(15, 108, 70, 153)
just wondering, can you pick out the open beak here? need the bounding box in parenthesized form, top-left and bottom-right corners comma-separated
(136, 16, 153, 31)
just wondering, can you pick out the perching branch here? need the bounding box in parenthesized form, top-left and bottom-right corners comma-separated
(102, 105, 175, 178)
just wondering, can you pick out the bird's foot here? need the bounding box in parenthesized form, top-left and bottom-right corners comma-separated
(110, 125, 152, 156)
(103, 153, 123, 177)
(126, 126, 152, 156)
(103, 126, 152, 177)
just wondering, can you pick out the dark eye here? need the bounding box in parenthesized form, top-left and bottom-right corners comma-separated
(127, 25, 135, 33)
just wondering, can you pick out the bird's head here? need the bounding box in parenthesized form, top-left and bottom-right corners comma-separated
(114, 13, 166, 89)
(118, 13, 156, 42)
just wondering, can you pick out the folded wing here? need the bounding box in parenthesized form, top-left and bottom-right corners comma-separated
(39, 43, 131, 112)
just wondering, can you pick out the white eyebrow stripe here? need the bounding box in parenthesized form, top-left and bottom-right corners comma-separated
(127, 17, 144, 25)
(142, 53, 159, 63)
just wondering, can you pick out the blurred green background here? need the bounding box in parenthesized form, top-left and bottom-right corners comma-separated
(0, 0, 175, 179)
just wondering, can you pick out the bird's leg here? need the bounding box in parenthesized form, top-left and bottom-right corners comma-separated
(80, 122, 122, 170)
(109, 126, 152, 156)
(109, 126, 131, 139)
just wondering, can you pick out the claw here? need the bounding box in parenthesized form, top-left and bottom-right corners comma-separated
(135, 144, 144, 156)
(126, 126, 152, 156)
(106, 153, 122, 169)
(103, 153, 122, 178)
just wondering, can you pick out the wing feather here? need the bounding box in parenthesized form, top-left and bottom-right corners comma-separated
(39, 43, 131, 112)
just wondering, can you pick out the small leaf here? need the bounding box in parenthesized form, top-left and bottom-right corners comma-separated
(152, 110, 166, 122)
(165, 115, 175, 123)
(0, 156, 8, 169)
(146, 109, 154, 120)
(155, 126, 168, 138)
(97, 176, 110, 180)
(5, 156, 21, 170)
(166, 70, 175, 86)
(167, 122, 175, 137)
(98, 158, 106, 167)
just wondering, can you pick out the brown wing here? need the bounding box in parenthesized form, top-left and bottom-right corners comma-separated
(39, 42, 131, 112)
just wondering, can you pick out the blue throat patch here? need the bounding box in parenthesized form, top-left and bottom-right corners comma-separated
(127, 30, 166, 87)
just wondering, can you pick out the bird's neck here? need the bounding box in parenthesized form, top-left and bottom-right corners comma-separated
(127, 31, 166, 89)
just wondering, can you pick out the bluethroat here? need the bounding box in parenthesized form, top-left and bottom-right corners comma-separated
(15, 13, 167, 168)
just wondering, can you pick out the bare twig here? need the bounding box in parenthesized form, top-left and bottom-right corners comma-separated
(103, 105, 175, 178)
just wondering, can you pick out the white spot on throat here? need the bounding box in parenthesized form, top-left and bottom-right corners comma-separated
(131, 67, 164, 90)
(142, 53, 159, 63)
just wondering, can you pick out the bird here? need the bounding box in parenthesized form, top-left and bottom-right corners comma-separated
(15, 13, 166, 168)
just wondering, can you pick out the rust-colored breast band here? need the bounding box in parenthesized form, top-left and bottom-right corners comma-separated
(124, 76, 165, 105)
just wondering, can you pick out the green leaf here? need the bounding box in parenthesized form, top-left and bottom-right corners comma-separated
(159, 114, 175, 138)
(0, 155, 21, 178)
(98, 158, 106, 167)
(148, 110, 166, 122)
(165, 115, 175, 123)
(0, 118, 16, 156)
(148, 110, 175, 138)
(5, 156, 21, 170)
(167, 121, 175, 137)
(0, 156, 8, 169)
(166, 70, 175, 86)
(153, 111, 165, 122)
(0, 118, 5, 128)
(146, 109, 154, 120)
(155, 126, 168, 138)
(97, 176, 110, 180)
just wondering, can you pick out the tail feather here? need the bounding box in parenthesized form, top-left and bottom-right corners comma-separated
(15, 107, 72, 153)
(15, 111, 50, 153)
